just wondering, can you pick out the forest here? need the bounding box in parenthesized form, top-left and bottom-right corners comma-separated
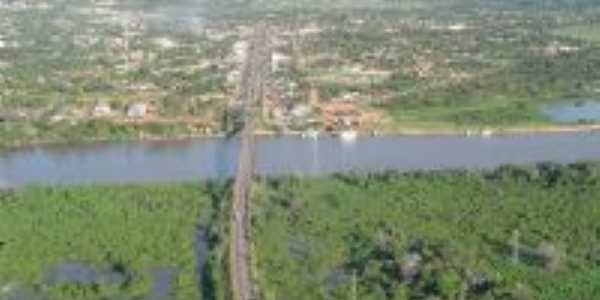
(0, 182, 229, 300)
(2, 162, 600, 299)
(252, 162, 600, 300)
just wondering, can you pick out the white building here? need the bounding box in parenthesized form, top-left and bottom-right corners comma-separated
(232, 41, 249, 64)
(127, 103, 147, 118)
(271, 52, 292, 73)
(93, 103, 112, 117)
(153, 37, 178, 50)
(290, 104, 311, 119)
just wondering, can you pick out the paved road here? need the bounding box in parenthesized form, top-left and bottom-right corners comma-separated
(229, 24, 270, 300)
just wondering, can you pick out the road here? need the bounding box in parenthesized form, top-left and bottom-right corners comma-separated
(229, 24, 270, 300)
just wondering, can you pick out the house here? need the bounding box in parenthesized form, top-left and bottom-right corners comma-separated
(227, 70, 241, 85)
(127, 103, 147, 118)
(447, 23, 468, 31)
(271, 52, 292, 73)
(50, 114, 66, 123)
(290, 104, 311, 119)
(232, 41, 249, 63)
(92, 103, 112, 117)
(307, 85, 320, 107)
(320, 101, 363, 130)
(299, 23, 323, 36)
(153, 37, 178, 49)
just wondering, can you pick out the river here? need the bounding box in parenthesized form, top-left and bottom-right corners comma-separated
(1, 133, 600, 186)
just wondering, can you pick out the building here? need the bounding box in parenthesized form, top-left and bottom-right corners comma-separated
(320, 102, 363, 130)
(127, 103, 147, 118)
(92, 103, 112, 117)
(271, 52, 292, 73)
(153, 37, 178, 49)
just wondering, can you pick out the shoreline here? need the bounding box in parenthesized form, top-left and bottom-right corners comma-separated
(2, 123, 600, 151)
(380, 123, 600, 136)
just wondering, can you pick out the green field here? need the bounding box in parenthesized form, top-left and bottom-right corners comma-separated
(0, 183, 229, 300)
(253, 163, 600, 300)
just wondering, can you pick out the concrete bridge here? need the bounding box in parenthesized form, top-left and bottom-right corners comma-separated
(229, 24, 271, 300)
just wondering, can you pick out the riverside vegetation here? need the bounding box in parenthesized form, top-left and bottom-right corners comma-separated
(2, 163, 600, 299)
(0, 182, 231, 300)
(252, 162, 600, 300)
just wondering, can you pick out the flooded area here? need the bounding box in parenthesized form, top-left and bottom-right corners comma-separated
(195, 227, 211, 300)
(44, 262, 128, 286)
(2, 263, 176, 300)
(147, 267, 177, 300)
(2, 133, 600, 187)
(542, 98, 600, 123)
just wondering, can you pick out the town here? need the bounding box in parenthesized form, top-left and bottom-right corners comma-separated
(1, 0, 600, 147)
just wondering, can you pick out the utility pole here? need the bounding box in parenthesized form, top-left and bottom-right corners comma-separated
(512, 229, 521, 265)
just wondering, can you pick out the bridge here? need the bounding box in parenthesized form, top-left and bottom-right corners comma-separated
(229, 24, 271, 300)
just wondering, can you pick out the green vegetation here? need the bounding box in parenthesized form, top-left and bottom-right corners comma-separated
(253, 163, 600, 299)
(0, 120, 202, 149)
(0, 182, 228, 300)
(3, 156, 600, 300)
(387, 98, 548, 128)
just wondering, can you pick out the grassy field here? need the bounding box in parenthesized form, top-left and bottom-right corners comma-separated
(387, 98, 551, 129)
(252, 163, 600, 300)
(0, 183, 228, 300)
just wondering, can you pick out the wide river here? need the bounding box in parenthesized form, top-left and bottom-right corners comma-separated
(1, 132, 600, 186)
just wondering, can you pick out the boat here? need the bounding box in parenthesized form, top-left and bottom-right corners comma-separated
(481, 129, 494, 138)
(301, 129, 319, 139)
(339, 130, 358, 142)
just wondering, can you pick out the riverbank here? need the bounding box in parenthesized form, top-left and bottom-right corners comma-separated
(253, 162, 600, 300)
(382, 122, 600, 136)
(3, 119, 600, 151)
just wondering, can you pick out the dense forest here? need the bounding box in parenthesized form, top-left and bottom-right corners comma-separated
(253, 162, 600, 300)
(0, 183, 229, 300)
